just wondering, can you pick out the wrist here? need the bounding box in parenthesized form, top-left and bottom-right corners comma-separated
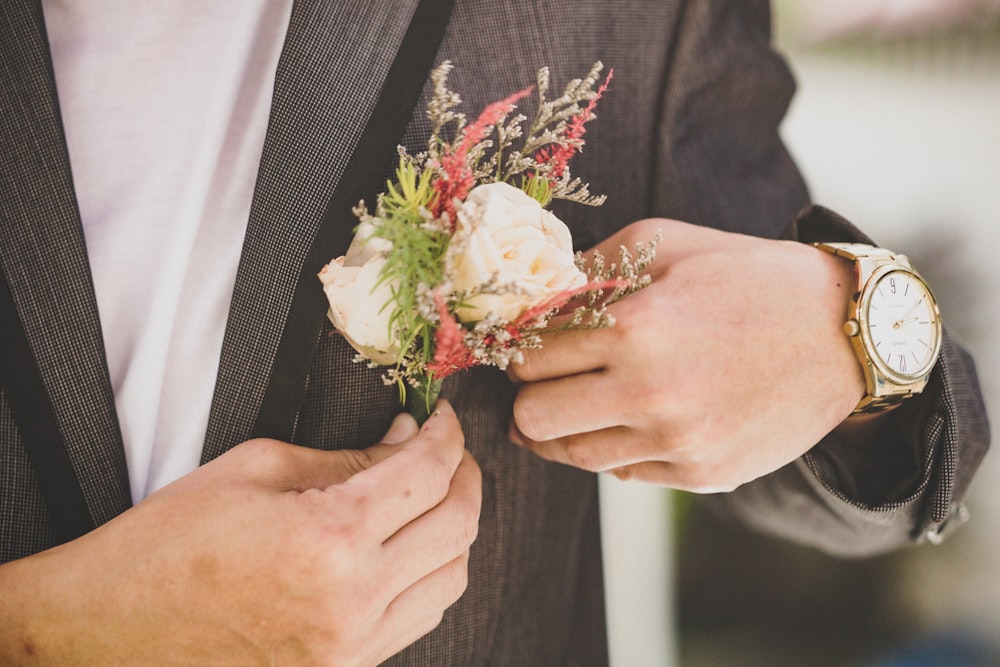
(812, 245, 869, 419)
(0, 528, 134, 666)
(814, 242, 942, 416)
(0, 544, 80, 665)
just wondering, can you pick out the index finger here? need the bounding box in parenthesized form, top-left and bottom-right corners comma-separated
(508, 325, 614, 383)
(339, 400, 466, 541)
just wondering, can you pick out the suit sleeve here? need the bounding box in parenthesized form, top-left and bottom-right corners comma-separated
(648, 0, 991, 556)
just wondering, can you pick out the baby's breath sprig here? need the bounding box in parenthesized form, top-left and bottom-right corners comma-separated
(581, 230, 663, 307)
(319, 61, 657, 424)
(420, 61, 612, 209)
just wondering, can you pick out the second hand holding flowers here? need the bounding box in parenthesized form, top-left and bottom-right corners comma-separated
(319, 62, 659, 422)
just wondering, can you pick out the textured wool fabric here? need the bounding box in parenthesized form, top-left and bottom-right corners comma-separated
(0, 1, 131, 536)
(0, 0, 990, 665)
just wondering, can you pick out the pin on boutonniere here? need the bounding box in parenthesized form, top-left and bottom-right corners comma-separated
(319, 62, 659, 423)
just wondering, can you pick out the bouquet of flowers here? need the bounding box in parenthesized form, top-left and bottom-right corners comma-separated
(318, 62, 658, 422)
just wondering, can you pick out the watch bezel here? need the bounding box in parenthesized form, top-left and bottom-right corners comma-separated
(855, 264, 942, 386)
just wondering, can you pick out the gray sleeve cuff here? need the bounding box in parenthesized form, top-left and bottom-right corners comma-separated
(703, 204, 990, 556)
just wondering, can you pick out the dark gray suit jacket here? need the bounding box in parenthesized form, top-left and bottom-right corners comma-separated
(0, 1, 989, 664)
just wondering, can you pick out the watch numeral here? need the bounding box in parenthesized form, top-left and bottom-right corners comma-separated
(890, 277, 897, 294)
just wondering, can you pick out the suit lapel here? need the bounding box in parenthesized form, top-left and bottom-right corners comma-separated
(1, 0, 439, 508)
(201, 0, 424, 460)
(0, 2, 131, 525)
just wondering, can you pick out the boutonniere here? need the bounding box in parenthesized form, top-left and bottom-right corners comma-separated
(319, 62, 658, 422)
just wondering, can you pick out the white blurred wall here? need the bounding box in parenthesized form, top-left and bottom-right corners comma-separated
(602, 9, 999, 665)
(778, 29, 1000, 645)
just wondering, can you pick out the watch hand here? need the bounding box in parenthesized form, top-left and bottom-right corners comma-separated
(899, 297, 924, 323)
(892, 315, 921, 330)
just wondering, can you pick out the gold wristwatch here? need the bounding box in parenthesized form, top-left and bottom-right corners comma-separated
(815, 242, 943, 414)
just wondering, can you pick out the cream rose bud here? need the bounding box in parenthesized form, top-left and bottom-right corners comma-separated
(318, 221, 401, 364)
(452, 182, 588, 323)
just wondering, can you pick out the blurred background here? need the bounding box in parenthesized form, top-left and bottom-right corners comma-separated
(680, 2, 1000, 665)
(602, 2, 999, 666)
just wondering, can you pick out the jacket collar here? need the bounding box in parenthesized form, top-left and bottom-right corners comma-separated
(201, 0, 424, 461)
(0, 0, 424, 520)
(0, 1, 131, 523)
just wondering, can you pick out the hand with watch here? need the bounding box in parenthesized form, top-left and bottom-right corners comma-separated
(506, 217, 946, 492)
(814, 242, 943, 415)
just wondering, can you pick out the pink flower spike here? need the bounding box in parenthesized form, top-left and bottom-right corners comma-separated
(460, 85, 534, 153)
(433, 85, 534, 222)
(537, 68, 613, 180)
(427, 292, 477, 378)
(513, 277, 627, 328)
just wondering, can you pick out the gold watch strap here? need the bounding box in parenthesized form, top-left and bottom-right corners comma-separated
(853, 386, 915, 415)
(814, 242, 932, 415)
(815, 242, 911, 272)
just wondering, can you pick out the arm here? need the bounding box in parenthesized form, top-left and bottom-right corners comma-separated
(508, 0, 989, 556)
(0, 402, 480, 666)
(509, 214, 987, 556)
(704, 206, 990, 555)
(508, 217, 866, 495)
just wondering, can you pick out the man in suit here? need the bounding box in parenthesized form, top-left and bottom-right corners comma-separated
(0, 1, 989, 665)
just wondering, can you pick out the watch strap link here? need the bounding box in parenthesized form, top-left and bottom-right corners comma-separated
(814, 242, 912, 273)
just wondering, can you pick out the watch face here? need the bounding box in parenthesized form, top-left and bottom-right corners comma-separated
(863, 269, 941, 382)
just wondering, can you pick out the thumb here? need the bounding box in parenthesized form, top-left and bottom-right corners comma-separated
(234, 414, 422, 492)
(379, 412, 420, 445)
(321, 412, 420, 482)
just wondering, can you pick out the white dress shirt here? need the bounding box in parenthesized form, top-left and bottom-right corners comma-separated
(43, 0, 292, 503)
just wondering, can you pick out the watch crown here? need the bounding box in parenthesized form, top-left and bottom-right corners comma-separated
(843, 320, 861, 337)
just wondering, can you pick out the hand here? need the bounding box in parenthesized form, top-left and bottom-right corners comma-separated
(0, 401, 480, 667)
(508, 218, 865, 492)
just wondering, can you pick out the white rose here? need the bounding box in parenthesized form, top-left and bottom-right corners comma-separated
(318, 220, 401, 364)
(451, 182, 588, 322)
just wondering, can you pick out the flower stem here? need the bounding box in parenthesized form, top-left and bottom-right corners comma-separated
(406, 375, 443, 425)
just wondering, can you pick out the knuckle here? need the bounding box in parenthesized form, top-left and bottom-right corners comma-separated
(319, 533, 363, 584)
(424, 450, 458, 497)
(674, 461, 737, 494)
(417, 611, 447, 643)
(443, 554, 471, 605)
(632, 379, 672, 415)
(234, 436, 274, 454)
(610, 309, 647, 349)
(341, 448, 377, 477)
(612, 465, 637, 482)
(455, 505, 480, 550)
(562, 437, 604, 472)
(233, 437, 285, 469)
(312, 499, 372, 567)
(459, 453, 483, 500)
